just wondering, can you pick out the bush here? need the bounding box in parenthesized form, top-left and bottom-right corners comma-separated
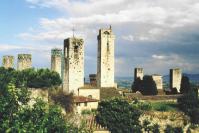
(164, 125, 183, 133)
(177, 88, 199, 124)
(96, 98, 142, 133)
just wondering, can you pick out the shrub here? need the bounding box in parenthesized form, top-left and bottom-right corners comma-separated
(96, 98, 142, 133)
(164, 125, 183, 133)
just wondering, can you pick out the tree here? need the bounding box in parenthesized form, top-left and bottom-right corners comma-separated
(141, 76, 158, 95)
(131, 76, 158, 95)
(180, 75, 191, 94)
(132, 77, 142, 93)
(0, 82, 88, 132)
(164, 125, 183, 133)
(96, 98, 142, 133)
(178, 88, 199, 124)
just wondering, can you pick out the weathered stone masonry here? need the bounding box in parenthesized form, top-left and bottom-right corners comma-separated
(2, 55, 14, 69)
(51, 48, 62, 77)
(97, 27, 115, 88)
(63, 37, 84, 95)
(17, 54, 32, 71)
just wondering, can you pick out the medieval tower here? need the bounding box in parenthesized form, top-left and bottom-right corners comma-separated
(17, 54, 32, 71)
(170, 68, 182, 92)
(152, 74, 163, 90)
(134, 68, 144, 81)
(2, 55, 14, 69)
(51, 48, 62, 77)
(97, 26, 115, 88)
(63, 37, 84, 95)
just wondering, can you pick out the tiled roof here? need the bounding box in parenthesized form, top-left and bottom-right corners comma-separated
(74, 96, 98, 103)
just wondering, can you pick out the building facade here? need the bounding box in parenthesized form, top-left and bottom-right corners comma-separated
(63, 37, 84, 95)
(17, 54, 32, 70)
(51, 48, 62, 77)
(97, 26, 115, 88)
(2, 55, 14, 69)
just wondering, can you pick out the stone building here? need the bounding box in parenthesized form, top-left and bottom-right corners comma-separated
(97, 26, 115, 88)
(89, 74, 97, 86)
(152, 74, 163, 90)
(134, 68, 144, 81)
(63, 37, 84, 95)
(51, 48, 62, 77)
(170, 68, 182, 92)
(2, 55, 14, 69)
(17, 54, 32, 70)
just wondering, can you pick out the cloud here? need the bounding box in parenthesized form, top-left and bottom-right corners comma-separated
(12, 0, 199, 75)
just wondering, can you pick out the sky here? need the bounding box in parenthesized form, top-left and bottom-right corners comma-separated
(0, 0, 199, 77)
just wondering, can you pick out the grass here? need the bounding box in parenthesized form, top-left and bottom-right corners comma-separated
(150, 101, 178, 112)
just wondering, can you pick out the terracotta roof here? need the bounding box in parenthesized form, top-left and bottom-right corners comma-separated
(74, 96, 98, 103)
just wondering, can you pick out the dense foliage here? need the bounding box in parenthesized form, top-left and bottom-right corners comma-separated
(180, 75, 191, 94)
(0, 67, 62, 89)
(164, 125, 183, 133)
(132, 75, 158, 95)
(96, 98, 142, 133)
(178, 88, 199, 124)
(0, 82, 89, 132)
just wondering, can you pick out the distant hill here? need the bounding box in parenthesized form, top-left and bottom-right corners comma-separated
(84, 74, 199, 89)
(163, 73, 199, 84)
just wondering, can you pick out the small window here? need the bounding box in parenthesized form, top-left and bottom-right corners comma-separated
(74, 45, 78, 53)
(88, 95, 92, 99)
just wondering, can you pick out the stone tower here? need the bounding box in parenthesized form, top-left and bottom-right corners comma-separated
(2, 55, 14, 69)
(152, 74, 163, 90)
(170, 68, 182, 92)
(134, 68, 144, 81)
(51, 48, 62, 77)
(97, 26, 115, 88)
(63, 37, 84, 95)
(17, 54, 32, 71)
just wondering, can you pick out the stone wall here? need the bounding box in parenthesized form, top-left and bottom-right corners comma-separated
(78, 88, 100, 100)
(29, 88, 48, 106)
(63, 37, 84, 95)
(2, 55, 14, 69)
(97, 27, 115, 88)
(17, 54, 32, 70)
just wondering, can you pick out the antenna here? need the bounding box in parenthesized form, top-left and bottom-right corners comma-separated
(72, 26, 75, 38)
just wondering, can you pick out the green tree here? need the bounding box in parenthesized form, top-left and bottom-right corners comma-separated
(178, 88, 199, 124)
(180, 75, 191, 94)
(141, 76, 158, 95)
(132, 77, 142, 93)
(96, 98, 142, 133)
(0, 82, 88, 132)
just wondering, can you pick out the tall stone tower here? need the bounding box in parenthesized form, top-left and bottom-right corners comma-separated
(170, 68, 182, 92)
(134, 68, 144, 81)
(152, 74, 163, 90)
(97, 26, 115, 88)
(63, 37, 84, 95)
(2, 55, 14, 69)
(17, 54, 32, 71)
(51, 48, 62, 77)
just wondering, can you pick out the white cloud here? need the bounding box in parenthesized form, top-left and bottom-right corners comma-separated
(152, 54, 166, 60)
(15, 0, 199, 75)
